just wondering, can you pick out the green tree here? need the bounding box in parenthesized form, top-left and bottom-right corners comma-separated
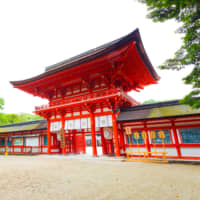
(142, 99, 158, 104)
(18, 113, 42, 121)
(137, 0, 200, 108)
(0, 98, 42, 125)
(6, 114, 20, 124)
(0, 98, 4, 110)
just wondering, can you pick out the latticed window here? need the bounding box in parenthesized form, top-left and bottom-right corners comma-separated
(7, 138, 12, 146)
(151, 129, 171, 144)
(180, 128, 200, 144)
(43, 136, 47, 145)
(0, 138, 5, 146)
(126, 131, 144, 144)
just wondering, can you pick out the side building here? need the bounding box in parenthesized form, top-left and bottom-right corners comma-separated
(0, 100, 200, 159)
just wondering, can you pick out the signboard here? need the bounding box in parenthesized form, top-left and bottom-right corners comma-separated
(104, 127, 113, 140)
(60, 128, 65, 148)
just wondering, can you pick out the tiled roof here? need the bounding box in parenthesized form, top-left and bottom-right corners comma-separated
(0, 119, 47, 133)
(118, 100, 200, 122)
(10, 28, 159, 86)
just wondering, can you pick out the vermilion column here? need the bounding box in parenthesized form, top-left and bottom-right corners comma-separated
(47, 119, 51, 154)
(119, 129, 125, 153)
(172, 123, 181, 158)
(82, 129, 86, 154)
(100, 127, 106, 155)
(61, 117, 66, 155)
(144, 129, 151, 157)
(112, 113, 120, 156)
(69, 130, 72, 153)
(72, 130, 76, 153)
(90, 113, 97, 156)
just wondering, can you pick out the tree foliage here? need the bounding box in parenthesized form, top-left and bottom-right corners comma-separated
(0, 97, 42, 125)
(142, 99, 158, 104)
(0, 98, 4, 110)
(0, 112, 42, 126)
(137, 0, 200, 108)
(142, 99, 175, 104)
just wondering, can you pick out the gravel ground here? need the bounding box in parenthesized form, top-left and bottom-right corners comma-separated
(0, 155, 199, 200)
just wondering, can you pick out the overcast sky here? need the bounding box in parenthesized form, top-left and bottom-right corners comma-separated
(0, 0, 192, 114)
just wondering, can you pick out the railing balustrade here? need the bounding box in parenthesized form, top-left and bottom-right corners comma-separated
(35, 89, 121, 111)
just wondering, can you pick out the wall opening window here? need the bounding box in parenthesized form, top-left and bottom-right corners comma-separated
(0, 138, 5, 146)
(151, 129, 171, 144)
(43, 136, 48, 145)
(180, 128, 200, 144)
(126, 131, 144, 144)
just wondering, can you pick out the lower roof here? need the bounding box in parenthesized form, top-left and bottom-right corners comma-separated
(117, 100, 200, 122)
(0, 119, 47, 133)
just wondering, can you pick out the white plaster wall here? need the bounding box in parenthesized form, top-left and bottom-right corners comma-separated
(43, 147, 48, 153)
(180, 148, 200, 157)
(86, 147, 102, 156)
(0, 148, 5, 151)
(51, 149, 60, 153)
(32, 148, 39, 153)
(26, 137, 39, 146)
(14, 148, 21, 152)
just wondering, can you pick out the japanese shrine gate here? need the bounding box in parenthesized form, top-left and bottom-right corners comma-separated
(10, 29, 159, 156)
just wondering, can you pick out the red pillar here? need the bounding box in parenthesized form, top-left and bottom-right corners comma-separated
(72, 130, 76, 153)
(90, 113, 97, 156)
(82, 129, 86, 154)
(119, 129, 125, 153)
(69, 130, 72, 153)
(172, 123, 181, 158)
(47, 119, 51, 154)
(100, 127, 106, 155)
(112, 113, 120, 157)
(61, 117, 66, 155)
(144, 129, 151, 157)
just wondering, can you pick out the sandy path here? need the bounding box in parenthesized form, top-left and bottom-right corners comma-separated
(0, 155, 199, 200)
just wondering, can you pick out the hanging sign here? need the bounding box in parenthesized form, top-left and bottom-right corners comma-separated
(150, 131, 156, 139)
(158, 130, 165, 139)
(141, 131, 147, 139)
(74, 119, 81, 130)
(100, 116, 107, 127)
(81, 118, 88, 129)
(134, 132, 140, 140)
(68, 120, 74, 130)
(104, 127, 113, 140)
(60, 128, 65, 148)
(125, 127, 132, 135)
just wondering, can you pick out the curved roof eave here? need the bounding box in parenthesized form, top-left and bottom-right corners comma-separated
(10, 28, 160, 86)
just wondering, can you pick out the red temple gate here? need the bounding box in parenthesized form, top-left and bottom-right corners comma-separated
(10, 29, 159, 157)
